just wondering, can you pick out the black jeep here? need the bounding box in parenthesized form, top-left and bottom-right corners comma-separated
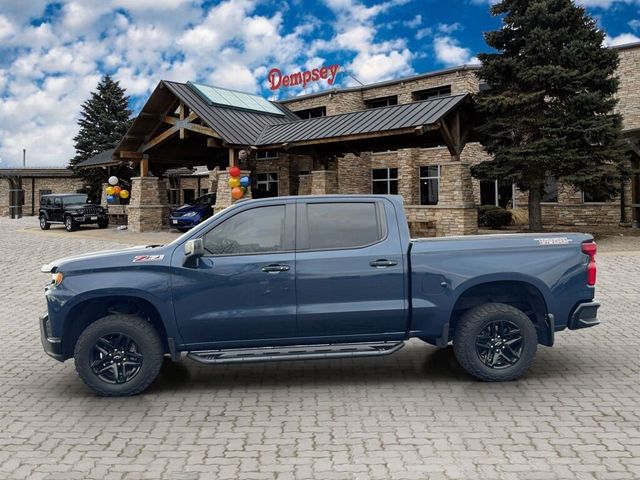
(39, 194, 109, 232)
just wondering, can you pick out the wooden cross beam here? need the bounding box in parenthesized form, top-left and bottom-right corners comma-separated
(139, 125, 179, 152)
(163, 103, 222, 140)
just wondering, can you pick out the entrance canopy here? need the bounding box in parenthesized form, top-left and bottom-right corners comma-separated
(112, 79, 476, 174)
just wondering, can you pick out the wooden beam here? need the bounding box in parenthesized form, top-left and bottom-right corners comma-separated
(120, 151, 144, 160)
(182, 122, 222, 139)
(228, 149, 236, 167)
(439, 120, 458, 159)
(140, 126, 179, 152)
(140, 158, 149, 177)
(207, 138, 223, 148)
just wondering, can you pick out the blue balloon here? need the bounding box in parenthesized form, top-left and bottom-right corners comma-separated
(240, 176, 250, 187)
(106, 195, 115, 203)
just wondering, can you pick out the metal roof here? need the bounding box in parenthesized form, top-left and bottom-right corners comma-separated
(0, 168, 77, 178)
(162, 81, 299, 145)
(75, 148, 118, 168)
(256, 94, 469, 146)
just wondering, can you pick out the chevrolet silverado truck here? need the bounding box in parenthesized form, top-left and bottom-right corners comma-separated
(40, 195, 600, 396)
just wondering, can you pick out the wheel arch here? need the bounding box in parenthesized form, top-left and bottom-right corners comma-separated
(449, 278, 553, 346)
(62, 295, 170, 359)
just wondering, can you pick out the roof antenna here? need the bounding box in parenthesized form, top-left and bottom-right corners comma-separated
(342, 68, 364, 86)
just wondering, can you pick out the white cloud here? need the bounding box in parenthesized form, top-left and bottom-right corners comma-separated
(434, 36, 479, 66)
(404, 14, 422, 29)
(628, 19, 640, 30)
(604, 32, 640, 45)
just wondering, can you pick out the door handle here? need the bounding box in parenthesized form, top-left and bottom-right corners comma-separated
(261, 264, 290, 273)
(369, 259, 398, 268)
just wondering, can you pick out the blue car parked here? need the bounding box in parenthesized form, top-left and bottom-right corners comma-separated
(169, 193, 216, 232)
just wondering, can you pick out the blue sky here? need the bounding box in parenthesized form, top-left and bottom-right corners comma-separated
(0, 0, 638, 167)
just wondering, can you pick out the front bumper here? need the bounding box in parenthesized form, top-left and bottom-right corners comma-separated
(169, 215, 200, 228)
(568, 301, 600, 330)
(72, 214, 107, 224)
(40, 312, 64, 362)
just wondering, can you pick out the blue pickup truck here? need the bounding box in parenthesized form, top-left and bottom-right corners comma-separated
(40, 195, 600, 396)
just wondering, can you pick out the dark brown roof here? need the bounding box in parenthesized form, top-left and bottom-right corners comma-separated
(256, 94, 469, 146)
(75, 148, 118, 168)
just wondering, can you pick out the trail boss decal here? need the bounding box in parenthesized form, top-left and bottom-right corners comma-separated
(133, 255, 165, 263)
(535, 237, 573, 246)
(268, 64, 341, 90)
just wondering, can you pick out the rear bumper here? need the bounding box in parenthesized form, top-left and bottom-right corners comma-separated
(568, 301, 600, 330)
(40, 312, 64, 362)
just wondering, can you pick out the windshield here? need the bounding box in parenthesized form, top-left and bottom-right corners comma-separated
(194, 195, 215, 206)
(62, 195, 88, 206)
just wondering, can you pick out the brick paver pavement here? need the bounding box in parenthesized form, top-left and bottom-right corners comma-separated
(1, 217, 639, 480)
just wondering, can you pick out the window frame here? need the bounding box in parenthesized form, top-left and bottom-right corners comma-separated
(256, 172, 279, 196)
(295, 200, 388, 252)
(412, 85, 452, 101)
(256, 150, 279, 160)
(294, 106, 326, 119)
(419, 165, 440, 206)
(371, 168, 398, 195)
(541, 177, 559, 204)
(582, 189, 608, 204)
(199, 203, 295, 257)
(365, 96, 398, 109)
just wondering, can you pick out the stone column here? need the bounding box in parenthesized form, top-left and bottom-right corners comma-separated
(213, 168, 253, 214)
(298, 174, 312, 196)
(100, 183, 109, 207)
(127, 177, 170, 232)
(311, 170, 338, 195)
(0, 178, 11, 217)
(398, 148, 418, 204)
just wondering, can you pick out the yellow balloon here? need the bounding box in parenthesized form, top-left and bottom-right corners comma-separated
(119, 189, 129, 199)
(105, 186, 115, 195)
(228, 177, 240, 188)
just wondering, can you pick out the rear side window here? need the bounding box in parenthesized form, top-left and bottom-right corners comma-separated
(203, 205, 286, 255)
(306, 202, 383, 250)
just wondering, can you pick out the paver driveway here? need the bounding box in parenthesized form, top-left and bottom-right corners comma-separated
(0, 217, 639, 480)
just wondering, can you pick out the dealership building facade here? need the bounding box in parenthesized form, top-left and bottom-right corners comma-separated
(1, 42, 639, 235)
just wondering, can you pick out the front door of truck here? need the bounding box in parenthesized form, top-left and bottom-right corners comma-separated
(171, 203, 298, 348)
(295, 199, 407, 341)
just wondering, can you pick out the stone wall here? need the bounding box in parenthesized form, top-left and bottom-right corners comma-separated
(311, 170, 338, 194)
(616, 44, 640, 132)
(127, 177, 171, 232)
(0, 176, 83, 217)
(405, 206, 478, 237)
(337, 153, 371, 194)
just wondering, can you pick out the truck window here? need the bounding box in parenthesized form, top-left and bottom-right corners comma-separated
(203, 205, 286, 255)
(306, 202, 383, 250)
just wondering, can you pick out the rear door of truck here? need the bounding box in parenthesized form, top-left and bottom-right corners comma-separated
(294, 197, 407, 341)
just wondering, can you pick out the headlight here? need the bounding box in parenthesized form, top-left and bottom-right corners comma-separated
(77, 209, 84, 215)
(183, 212, 198, 217)
(51, 272, 63, 287)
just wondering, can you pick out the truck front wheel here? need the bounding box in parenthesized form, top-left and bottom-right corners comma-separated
(453, 303, 537, 382)
(74, 314, 164, 396)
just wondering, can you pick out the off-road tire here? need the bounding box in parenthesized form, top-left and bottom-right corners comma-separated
(64, 215, 78, 232)
(453, 302, 537, 382)
(74, 314, 164, 396)
(97, 218, 109, 229)
(39, 215, 50, 230)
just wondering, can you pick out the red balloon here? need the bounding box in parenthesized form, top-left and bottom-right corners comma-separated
(229, 166, 241, 177)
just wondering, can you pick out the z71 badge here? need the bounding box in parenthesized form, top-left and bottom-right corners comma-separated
(534, 237, 572, 246)
(133, 254, 165, 263)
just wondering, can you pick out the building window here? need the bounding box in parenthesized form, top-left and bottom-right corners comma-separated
(541, 177, 558, 203)
(419, 166, 440, 205)
(480, 180, 514, 208)
(167, 176, 180, 205)
(413, 85, 452, 101)
(200, 188, 209, 196)
(583, 184, 609, 203)
(256, 150, 279, 160)
(295, 107, 326, 119)
(256, 172, 279, 197)
(183, 189, 195, 204)
(299, 170, 310, 176)
(372, 168, 398, 195)
(365, 96, 398, 109)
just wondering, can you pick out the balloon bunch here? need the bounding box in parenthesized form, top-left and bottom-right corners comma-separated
(105, 176, 130, 203)
(227, 166, 250, 200)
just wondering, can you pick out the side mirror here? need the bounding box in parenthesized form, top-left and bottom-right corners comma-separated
(184, 238, 204, 258)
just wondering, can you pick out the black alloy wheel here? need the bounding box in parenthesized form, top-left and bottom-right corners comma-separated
(474, 320, 523, 369)
(90, 333, 143, 384)
(39, 215, 50, 230)
(65, 216, 77, 232)
(453, 302, 537, 382)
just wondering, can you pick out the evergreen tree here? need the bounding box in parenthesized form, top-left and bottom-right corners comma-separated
(69, 75, 133, 201)
(472, 0, 626, 230)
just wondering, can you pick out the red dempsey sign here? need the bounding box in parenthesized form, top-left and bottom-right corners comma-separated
(268, 64, 340, 90)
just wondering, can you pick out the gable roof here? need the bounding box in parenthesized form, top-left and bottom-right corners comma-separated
(256, 94, 469, 146)
(75, 148, 118, 168)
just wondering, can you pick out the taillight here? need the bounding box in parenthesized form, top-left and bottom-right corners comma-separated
(581, 242, 597, 286)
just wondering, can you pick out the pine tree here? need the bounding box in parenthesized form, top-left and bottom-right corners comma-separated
(69, 75, 133, 201)
(472, 0, 626, 231)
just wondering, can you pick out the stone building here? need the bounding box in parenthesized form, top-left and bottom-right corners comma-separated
(0, 168, 83, 217)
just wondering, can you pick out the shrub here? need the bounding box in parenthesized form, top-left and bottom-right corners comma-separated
(478, 205, 502, 226)
(482, 208, 513, 229)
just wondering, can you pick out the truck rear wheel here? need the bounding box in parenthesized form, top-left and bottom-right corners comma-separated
(74, 314, 164, 396)
(453, 303, 537, 382)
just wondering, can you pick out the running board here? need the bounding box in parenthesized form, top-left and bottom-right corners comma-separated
(187, 341, 405, 365)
